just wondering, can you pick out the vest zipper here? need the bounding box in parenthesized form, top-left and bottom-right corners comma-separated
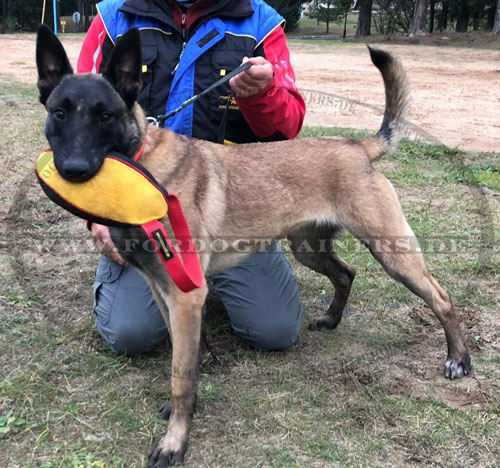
(181, 13, 187, 40)
(171, 13, 187, 76)
(171, 41, 186, 76)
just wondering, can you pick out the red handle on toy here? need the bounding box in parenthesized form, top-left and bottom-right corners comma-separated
(141, 193, 204, 293)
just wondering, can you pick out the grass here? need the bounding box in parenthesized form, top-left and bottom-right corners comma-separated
(1, 79, 499, 468)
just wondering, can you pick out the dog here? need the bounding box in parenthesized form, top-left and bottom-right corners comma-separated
(36, 25, 471, 467)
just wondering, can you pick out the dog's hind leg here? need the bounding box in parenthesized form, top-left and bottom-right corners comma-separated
(341, 173, 471, 379)
(288, 223, 356, 331)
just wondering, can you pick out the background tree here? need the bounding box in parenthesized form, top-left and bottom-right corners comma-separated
(430, 0, 444, 32)
(310, 0, 352, 34)
(339, 0, 351, 36)
(355, 0, 372, 36)
(486, 0, 497, 29)
(429, 0, 435, 32)
(309, 0, 334, 33)
(494, 0, 500, 32)
(455, 0, 471, 32)
(1, 0, 41, 31)
(438, 0, 450, 30)
(419, 0, 428, 30)
(2, 0, 500, 34)
(266, 0, 304, 32)
(409, 0, 428, 36)
(374, 0, 413, 34)
(0, 0, 77, 32)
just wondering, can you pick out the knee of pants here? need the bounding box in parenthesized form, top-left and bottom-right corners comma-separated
(98, 319, 165, 356)
(93, 256, 167, 356)
(212, 243, 303, 351)
(238, 303, 303, 351)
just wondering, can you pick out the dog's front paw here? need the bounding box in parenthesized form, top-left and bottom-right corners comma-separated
(445, 353, 472, 380)
(148, 437, 187, 467)
(309, 315, 341, 331)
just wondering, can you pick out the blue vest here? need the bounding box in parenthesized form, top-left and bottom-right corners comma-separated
(97, 0, 284, 140)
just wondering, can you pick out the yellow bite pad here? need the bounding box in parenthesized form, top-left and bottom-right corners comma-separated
(36, 150, 168, 226)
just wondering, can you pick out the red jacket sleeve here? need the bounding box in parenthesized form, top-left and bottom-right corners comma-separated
(236, 27, 305, 140)
(77, 14, 108, 74)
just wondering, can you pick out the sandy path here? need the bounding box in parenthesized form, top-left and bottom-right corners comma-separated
(1, 34, 499, 152)
(289, 41, 500, 152)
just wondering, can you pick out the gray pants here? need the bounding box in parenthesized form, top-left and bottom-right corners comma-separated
(93, 243, 302, 355)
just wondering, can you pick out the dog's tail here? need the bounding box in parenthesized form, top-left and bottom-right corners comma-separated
(361, 46, 410, 161)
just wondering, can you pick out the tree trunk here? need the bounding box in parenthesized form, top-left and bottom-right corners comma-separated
(438, 0, 449, 31)
(455, 0, 470, 32)
(343, 8, 348, 38)
(487, 1, 496, 30)
(429, 0, 435, 33)
(355, 0, 372, 37)
(471, 2, 481, 31)
(325, 1, 330, 34)
(419, 0, 428, 31)
(84, 0, 90, 31)
(409, 0, 427, 37)
(494, 0, 500, 34)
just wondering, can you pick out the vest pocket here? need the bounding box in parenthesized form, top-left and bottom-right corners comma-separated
(138, 45, 158, 115)
(209, 50, 245, 124)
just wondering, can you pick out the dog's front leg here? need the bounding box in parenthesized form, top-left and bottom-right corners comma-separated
(148, 284, 207, 468)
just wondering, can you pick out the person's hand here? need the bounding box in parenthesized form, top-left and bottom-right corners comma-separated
(91, 223, 128, 266)
(229, 56, 273, 99)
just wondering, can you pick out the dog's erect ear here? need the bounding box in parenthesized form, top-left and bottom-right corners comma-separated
(102, 28, 142, 108)
(36, 24, 73, 105)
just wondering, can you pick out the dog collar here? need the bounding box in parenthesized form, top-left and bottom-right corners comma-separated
(133, 139, 146, 162)
(35, 148, 204, 293)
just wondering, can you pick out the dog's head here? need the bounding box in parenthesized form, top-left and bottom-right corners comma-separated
(36, 25, 143, 182)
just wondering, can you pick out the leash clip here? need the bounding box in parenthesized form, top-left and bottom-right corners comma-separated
(147, 116, 160, 127)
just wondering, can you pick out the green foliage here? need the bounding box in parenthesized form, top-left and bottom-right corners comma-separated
(0, 409, 25, 436)
(0, 0, 85, 31)
(376, 0, 498, 35)
(450, 0, 498, 31)
(0, 0, 41, 30)
(375, 0, 414, 34)
(1, 16, 20, 32)
(309, 0, 352, 33)
(447, 163, 500, 191)
(266, 0, 304, 32)
(38, 454, 121, 468)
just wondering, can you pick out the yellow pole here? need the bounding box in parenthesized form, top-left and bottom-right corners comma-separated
(41, 0, 47, 24)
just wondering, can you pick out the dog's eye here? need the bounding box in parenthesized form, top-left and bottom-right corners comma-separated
(54, 109, 66, 120)
(100, 112, 113, 123)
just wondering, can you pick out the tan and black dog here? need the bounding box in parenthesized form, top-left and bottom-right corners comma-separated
(36, 25, 471, 467)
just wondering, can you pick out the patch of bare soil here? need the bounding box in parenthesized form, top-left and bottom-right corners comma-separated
(0, 34, 83, 85)
(289, 41, 500, 153)
(396, 305, 498, 411)
(1, 33, 499, 152)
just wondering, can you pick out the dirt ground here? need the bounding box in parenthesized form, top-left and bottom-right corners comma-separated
(1, 33, 500, 152)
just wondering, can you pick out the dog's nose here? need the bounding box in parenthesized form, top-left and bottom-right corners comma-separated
(61, 160, 92, 181)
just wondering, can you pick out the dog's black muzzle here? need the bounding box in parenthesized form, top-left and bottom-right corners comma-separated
(60, 159, 94, 182)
